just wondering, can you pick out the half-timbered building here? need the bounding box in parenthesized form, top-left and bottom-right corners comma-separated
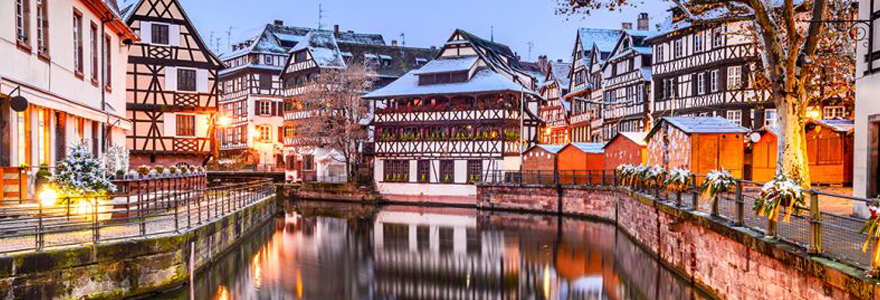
(565, 28, 623, 143)
(280, 30, 436, 182)
(599, 29, 654, 140)
(218, 22, 385, 170)
(1, 0, 136, 198)
(646, 13, 767, 130)
(120, 0, 223, 167)
(363, 29, 542, 199)
(537, 57, 572, 144)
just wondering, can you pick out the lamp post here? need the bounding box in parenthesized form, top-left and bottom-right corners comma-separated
(211, 115, 231, 170)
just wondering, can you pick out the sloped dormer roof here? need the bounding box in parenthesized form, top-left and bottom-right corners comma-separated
(291, 31, 347, 69)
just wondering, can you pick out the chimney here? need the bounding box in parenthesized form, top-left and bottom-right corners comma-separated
(391, 40, 398, 47)
(557, 59, 563, 63)
(430, 46, 437, 51)
(334, 25, 340, 37)
(274, 20, 284, 26)
(537, 55, 550, 73)
(622, 22, 632, 30)
(637, 13, 649, 31)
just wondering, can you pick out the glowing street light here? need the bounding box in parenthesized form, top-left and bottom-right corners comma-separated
(39, 188, 58, 207)
(218, 116, 231, 127)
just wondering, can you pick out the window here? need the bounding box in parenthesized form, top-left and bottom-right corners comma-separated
(259, 101, 271, 115)
(177, 68, 196, 91)
(73, 11, 83, 75)
(673, 39, 682, 58)
(176, 115, 195, 136)
(697, 72, 706, 95)
(259, 74, 272, 89)
(383, 160, 410, 182)
(104, 35, 111, 89)
(727, 66, 742, 89)
(263, 55, 272, 65)
(303, 154, 314, 171)
(439, 160, 455, 183)
(694, 32, 704, 53)
(712, 27, 724, 48)
(416, 226, 430, 251)
(417, 160, 430, 183)
(294, 51, 307, 63)
(15, 0, 31, 45)
(467, 160, 482, 183)
(656, 44, 665, 62)
(91, 23, 99, 81)
(259, 126, 270, 141)
(823, 106, 846, 119)
(710, 70, 720, 92)
(36, 0, 48, 55)
(726, 110, 742, 125)
(151, 23, 169, 45)
(764, 109, 777, 127)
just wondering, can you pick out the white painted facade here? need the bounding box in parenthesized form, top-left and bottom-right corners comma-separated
(853, 0, 880, 217)
(0, 0, 134, 196)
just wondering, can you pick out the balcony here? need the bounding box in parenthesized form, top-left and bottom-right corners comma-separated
(374, 108, 520, 124)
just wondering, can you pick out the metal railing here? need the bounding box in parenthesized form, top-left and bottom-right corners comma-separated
(481, 169, 875, 270)
(0, 179, 275, 254)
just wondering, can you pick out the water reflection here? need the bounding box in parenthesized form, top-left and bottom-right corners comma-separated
(149, 201, 714, 300)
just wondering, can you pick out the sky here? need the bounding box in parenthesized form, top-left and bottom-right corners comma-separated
(176, 0, 671, 62)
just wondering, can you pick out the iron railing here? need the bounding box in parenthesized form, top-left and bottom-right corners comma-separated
(481, 170, 875, 270)
(0, 179, 275, 254)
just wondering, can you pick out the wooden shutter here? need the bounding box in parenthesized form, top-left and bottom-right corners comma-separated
(196, 69, 208, 92)
(270, 101, 277, 116)
(195, 114, 208, 138)
(704, 72, 711, 94)
(742, 63, 750, 88)
(165, 67, 177, 92)
(140, 21, 152, 44)
(163, 113, 176, 137)
(692, 74, 698, 96)
(169, 24, 180, 46)
(720, 67, 728, 91)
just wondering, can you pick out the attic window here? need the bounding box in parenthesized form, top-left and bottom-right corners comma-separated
(416, 58, 428, 66)
(418, 71, 467, 85)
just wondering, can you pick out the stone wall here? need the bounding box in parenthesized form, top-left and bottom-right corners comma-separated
(477, 184, 877, 300)
(0, 194, 276, 300)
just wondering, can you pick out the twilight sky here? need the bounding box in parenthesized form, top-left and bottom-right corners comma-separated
(178, 0, 671, 62)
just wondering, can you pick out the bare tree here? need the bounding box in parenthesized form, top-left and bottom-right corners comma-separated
(558, 0, 855, 187)
(293, 62, 375, 181)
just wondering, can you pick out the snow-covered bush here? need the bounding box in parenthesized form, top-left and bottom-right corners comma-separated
(49, 142, 116, 198)
(640, 165, 665, 186)
(616, 164, 637, 185)
(755, 175, 805, 223)
(700, 169, 737, 200)
(664, 168, 691, 193)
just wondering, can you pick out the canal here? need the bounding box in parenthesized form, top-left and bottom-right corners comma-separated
(147, 200, 715, 300)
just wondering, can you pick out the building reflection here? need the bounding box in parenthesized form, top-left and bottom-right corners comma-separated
(161, 203, 713, 300)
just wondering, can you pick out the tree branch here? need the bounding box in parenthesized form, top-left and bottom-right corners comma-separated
(799, 0, 829, 68)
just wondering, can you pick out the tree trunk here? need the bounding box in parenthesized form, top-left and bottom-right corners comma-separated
(775, 92, 812, 188)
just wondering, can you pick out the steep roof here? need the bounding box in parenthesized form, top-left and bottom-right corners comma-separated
(564, 142, 606, 154)
(120, 0, 219, 66)
(412, 56, 478, 75)
(220, 24, 385, 60)
(604, 132, 648, 148)
(579, 28, 623, 54)
(812, 119, 854, 133)
(647, 117, 749, 139)
(338, 44, 438, 79)
(364, 68, 525, 99)
(292, 31, 347, 69)
(549, 61, 572, 90)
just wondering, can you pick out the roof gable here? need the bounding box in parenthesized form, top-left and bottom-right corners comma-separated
(122, 0, 222, 67)
(646, 117, 749, 140)
(563, 142, 605, 154)
(604, 132, 648, 148)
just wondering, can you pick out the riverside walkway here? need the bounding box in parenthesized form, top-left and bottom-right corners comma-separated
(0, 177, 275, 254)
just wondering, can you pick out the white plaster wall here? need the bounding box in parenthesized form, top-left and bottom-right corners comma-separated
(375, 182, 477, 197)
(854, 0, 875, 217)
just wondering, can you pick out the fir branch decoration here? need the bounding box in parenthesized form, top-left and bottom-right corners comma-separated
(616, 164, 637, 186)
(860, 201, 880, 255)
(700, 169, 737, 200)
(754, 175, 806, 223)
(665, 168, 691, 193)
(640, 165, 665, 187)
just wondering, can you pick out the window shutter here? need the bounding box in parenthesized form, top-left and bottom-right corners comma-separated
(196, 69, 209, 92)
(692, 74, 698, 96)
(169, 25, 180, 46)
(704, 72, 711, 94)
(163, 113, 177, 137)
(165, 66, 177, 92)
(195, 114, 209, 138)
(742, 64, 750, 88)
(657, 80, 664, 100)
(720, 68, 728, 91)
(140, 21, 152, 44)
(271, 101, 277, 116)
(278, 127, 283, 143)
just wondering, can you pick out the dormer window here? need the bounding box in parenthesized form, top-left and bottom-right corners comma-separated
(418, 71, 468, 85)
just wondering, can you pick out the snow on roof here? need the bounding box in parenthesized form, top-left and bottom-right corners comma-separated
(413, 56, 479, 75)
(550, 61, 572, 90)
(606, 132, 648, 148)
(364, 68, 524, 99)
(650, 117, 749, 139)
(292, 31, 346, 69)
(812, 119, 854, 133)
(220, 24, 385, 60)
(579, 28, 623, 53)
(529, 144, 566, 154)
(274, 33, 303, 44)
(640, 67, 652, 81)
(379, 54, 393, 60)
(567, 142, 605, 154)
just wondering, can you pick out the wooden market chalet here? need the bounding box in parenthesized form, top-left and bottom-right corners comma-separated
(279, 29, 437, 181)
(120, 0, 224, 167)
(363, 29, 542, 198)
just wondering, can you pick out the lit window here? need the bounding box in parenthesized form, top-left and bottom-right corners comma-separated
(259, 126, 271, 141)
(823, 106, 846, 119)
(176, 115, 195, 136)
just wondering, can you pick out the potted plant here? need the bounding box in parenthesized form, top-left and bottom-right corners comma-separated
(153, 165, 165, 176)
(443, 174, 451, 184)
(35, 163, 52, 196)
(168, 166, 179, 176)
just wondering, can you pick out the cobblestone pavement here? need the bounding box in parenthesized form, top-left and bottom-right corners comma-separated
(0, 189, 272, 254)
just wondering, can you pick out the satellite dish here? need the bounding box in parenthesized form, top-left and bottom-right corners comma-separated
(749, 132, 762, 143)
(9, 95, 28, 112)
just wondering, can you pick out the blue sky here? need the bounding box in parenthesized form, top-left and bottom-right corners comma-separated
(178, 0, 670, 62)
